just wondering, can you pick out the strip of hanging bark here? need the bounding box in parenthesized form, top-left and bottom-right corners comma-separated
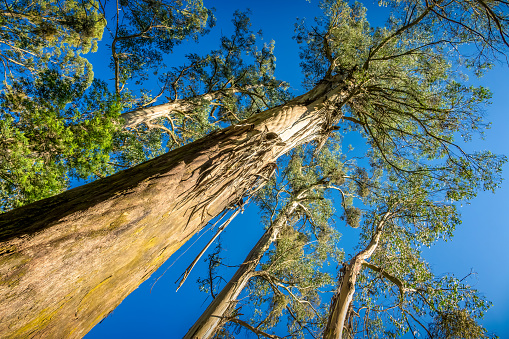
(149, 208, 230, 293)
(175, 207, 241, 291)
(228, 317, 282, 339)
(184, 200, 299, 339)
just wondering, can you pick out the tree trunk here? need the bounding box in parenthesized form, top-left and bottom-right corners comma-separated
(184, 201, 299, 339)
(0, 74, 353, 338)
(323, 212, 391, 339)
(121, 86, 256, 129)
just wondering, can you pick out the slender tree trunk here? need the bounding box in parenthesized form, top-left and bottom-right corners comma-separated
(121, 86, 259, 129)
(121, 100, 196, 128)
(0, 74, 352, 338)
(184, 200, 300, 339)
(323, 212, 391, 339)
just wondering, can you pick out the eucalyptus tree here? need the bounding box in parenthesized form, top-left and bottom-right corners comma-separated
(0, 0, 507, 337)
(0, 0, 105, 82)
(0, 0, 109, 210)
(323, 170, 495, 338)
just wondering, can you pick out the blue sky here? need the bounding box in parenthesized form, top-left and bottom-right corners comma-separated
(85, 0, 509, 337)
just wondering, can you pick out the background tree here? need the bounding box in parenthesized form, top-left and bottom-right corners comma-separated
(324, 166, 496, 338)
(0, 72, 121, 210)
(191, 139, 496, 339)
(0, 0, 105, 82)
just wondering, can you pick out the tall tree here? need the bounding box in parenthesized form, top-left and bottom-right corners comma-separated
(323, 170, 495, 338)
(0, 0, 507, 337)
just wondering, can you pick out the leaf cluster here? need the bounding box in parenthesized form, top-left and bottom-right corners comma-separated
(0, 68, 121, 211)
(0, 0, 105, 81)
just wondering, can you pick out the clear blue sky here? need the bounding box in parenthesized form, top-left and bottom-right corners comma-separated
(85, 1, 509, 337)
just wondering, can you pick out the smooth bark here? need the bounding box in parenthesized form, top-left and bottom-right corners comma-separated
(184, 200, 301, 339)
(323, 212, 391, 339)
(121, 86, 260, 129)
(0, 74, 353, 338)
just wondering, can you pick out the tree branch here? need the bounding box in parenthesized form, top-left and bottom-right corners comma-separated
(362, 262, 416, 297)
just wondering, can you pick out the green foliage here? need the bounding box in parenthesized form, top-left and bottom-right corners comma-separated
(430, 309, 494, 339)
(337, 168, 495, 338)
(110, 0, 213, 89)
(294, 0, 371, 88)
(296, 0, 506, 200)
(0, 0, 105, 81)
(111, 122, 168, 169)
(344, 206, 362, 228)
(0, 69, 121, 211)
(0, 0, 112, 210)
(244, 226, 340, 338)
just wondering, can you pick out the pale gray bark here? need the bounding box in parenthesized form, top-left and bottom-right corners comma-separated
(121, 86, 263, 129)
(323, 212, 392, 339)
(184, 201, 301, 339)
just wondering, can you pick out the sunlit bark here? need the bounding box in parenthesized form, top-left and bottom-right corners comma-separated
(121, 85, 265, 129)
(323, 212, 391, 339)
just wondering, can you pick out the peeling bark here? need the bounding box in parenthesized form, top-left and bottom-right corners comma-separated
(0, 74, 352, 338)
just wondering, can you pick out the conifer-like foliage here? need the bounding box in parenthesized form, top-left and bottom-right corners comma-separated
(0, 0, 111, 209)
(0, 71, 121, 210)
